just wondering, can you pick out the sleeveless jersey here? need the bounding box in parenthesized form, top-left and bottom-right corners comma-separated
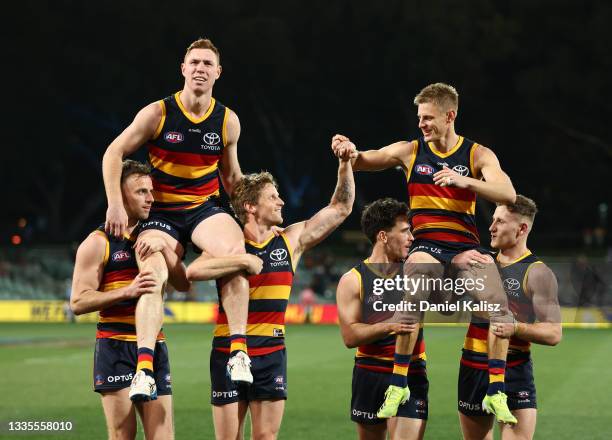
(351, 260, 426, 374)
(213, 234, 294, 356)
(461, 251, 542, 369)
(146, 92, 230, 212)
(93, 225, 164, 341)
(405, 136, 480, 244)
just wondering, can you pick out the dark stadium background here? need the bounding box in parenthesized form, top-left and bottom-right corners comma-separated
(3, 0, 611, 252)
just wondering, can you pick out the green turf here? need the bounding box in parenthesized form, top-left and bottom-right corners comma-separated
(1, 324, 611, 439)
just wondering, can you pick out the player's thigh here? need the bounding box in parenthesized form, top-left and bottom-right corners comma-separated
(136, 395, 174, 440)
(356, 422, 387, 440)
(191, 213, 245, 256)
(138, 229, 184, 258)
(458, 412, 494, 440)
(388, 417, 426, 440)
(100, 389, 137, 440)
(500, 409, 536, 440)
(249, 399, 286, 439)
(212, 401, 249, 440)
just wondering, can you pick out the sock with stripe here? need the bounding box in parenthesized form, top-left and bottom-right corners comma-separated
(390, 353, 411, 387)
(136, 347, 154, 378)
(486, 359, 506, 395)
(230, 334, 247, 357)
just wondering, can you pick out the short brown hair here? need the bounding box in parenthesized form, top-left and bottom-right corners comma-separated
(231, 172, 278, 224)
(504, 194, 538, 223)
(414, 82, 459, 111)
(361, 198, 410, 244)
(121, 160, 151, 184)
(185, 38, 220, 64)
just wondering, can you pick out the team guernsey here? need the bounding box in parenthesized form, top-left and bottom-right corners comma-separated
(350, 260, 429, 423)
(210, 233, 294, 404)
(147, 92, 230, 212)
(92, 225, 170, 395)
(405, 136, 480, 251)
(458, 251, 542, 415)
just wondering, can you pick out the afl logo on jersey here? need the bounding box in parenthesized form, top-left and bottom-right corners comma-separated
(415, 164, 434, 176)
(164, 132, 184, 143)
(270, 249, 288, 261)
(112, 250, 131, 262)
(203, 132, 221, 145)
(452, 165, 469, 176)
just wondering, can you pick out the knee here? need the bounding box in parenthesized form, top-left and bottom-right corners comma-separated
(252, 430, 279, 440)
(107, 426, 136, 440)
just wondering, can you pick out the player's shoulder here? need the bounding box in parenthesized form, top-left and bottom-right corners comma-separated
(76, 230, 109, 263)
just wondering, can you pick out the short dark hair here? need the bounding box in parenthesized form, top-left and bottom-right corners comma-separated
(361, 198, 410, 244)
(504, 194, 538, 223)
(120, 160, 151, 184)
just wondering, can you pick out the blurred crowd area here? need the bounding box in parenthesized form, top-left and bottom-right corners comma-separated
(1, 244, 612, 308)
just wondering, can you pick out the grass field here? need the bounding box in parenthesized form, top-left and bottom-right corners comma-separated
(1, 323, 611, 439)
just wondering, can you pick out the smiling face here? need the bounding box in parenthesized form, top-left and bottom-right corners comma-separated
(379, 215, 414, 262)
(417, 102, 454, 143)
(122, 174, 154, 221)
(181, 48, 221, 94)
(250, 183, 284, 226)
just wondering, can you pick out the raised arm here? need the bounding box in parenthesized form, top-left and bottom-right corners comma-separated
(103, 102, 163, 237)
(218, 110, 243, 196)
(283, 154, 355, 266)
(492, 263, 562, 346)
(331, 134, 414, 171)
(70, 233, 157, 315)
(434, 145, 515, 204)
(336, 271, 413, 348)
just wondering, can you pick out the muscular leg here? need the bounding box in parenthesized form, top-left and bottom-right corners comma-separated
(189, 213, 249, 339)
(454, 251, 512, 396)
(499, 409, 536, 440)
(249, 399, 285, 440)
(133, 230, 178, 383)
(100, 389, 138, 440)
(136, 395, 174, 440)
(356, 422, 387, 440)
(388, 417, 426, 440)
(212, 401, 249, 440)
(458, 412, 494, 440)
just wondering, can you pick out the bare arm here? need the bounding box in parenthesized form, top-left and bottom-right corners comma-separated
(102, 102, 162, 237)
(516, 264, 562, 346)
(336, 271, 413, 348)
(283, 157, 355, 266)
(218, 110, 243, 196)
(491, 263, 562, 346)
(331, 134, 414, 171)
(185, 252, 263, 281)
(70, 234, 157, 315)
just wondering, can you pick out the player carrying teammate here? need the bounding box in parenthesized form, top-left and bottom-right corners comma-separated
(336, 198, 428, 440)
(102, 38, 254, 395)
(71, 160, 187, 439)
(455, 195, 561, 440)
(187, 145, 355, 440)
(332, 83, 518, 422)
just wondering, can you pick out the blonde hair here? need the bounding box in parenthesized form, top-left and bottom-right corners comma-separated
(185, 38, 220, 63)
(414, 82, 459, 111)
(231, 172, 278, 223)
(504, 194, 538, 223)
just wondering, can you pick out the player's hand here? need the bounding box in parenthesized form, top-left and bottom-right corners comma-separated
(490, 322, 516, 339)
(451, 249, 493, 275)
(336, 140, 357, 162)
(433, 166, 469, 188)
(331, 134, 351, 156)
(243, 254, 264, 275)
(388, 322, 419, 335)
(105, 204, 128, 238)
(134, 236, 165, 260)
(125, 271, 158, 299)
